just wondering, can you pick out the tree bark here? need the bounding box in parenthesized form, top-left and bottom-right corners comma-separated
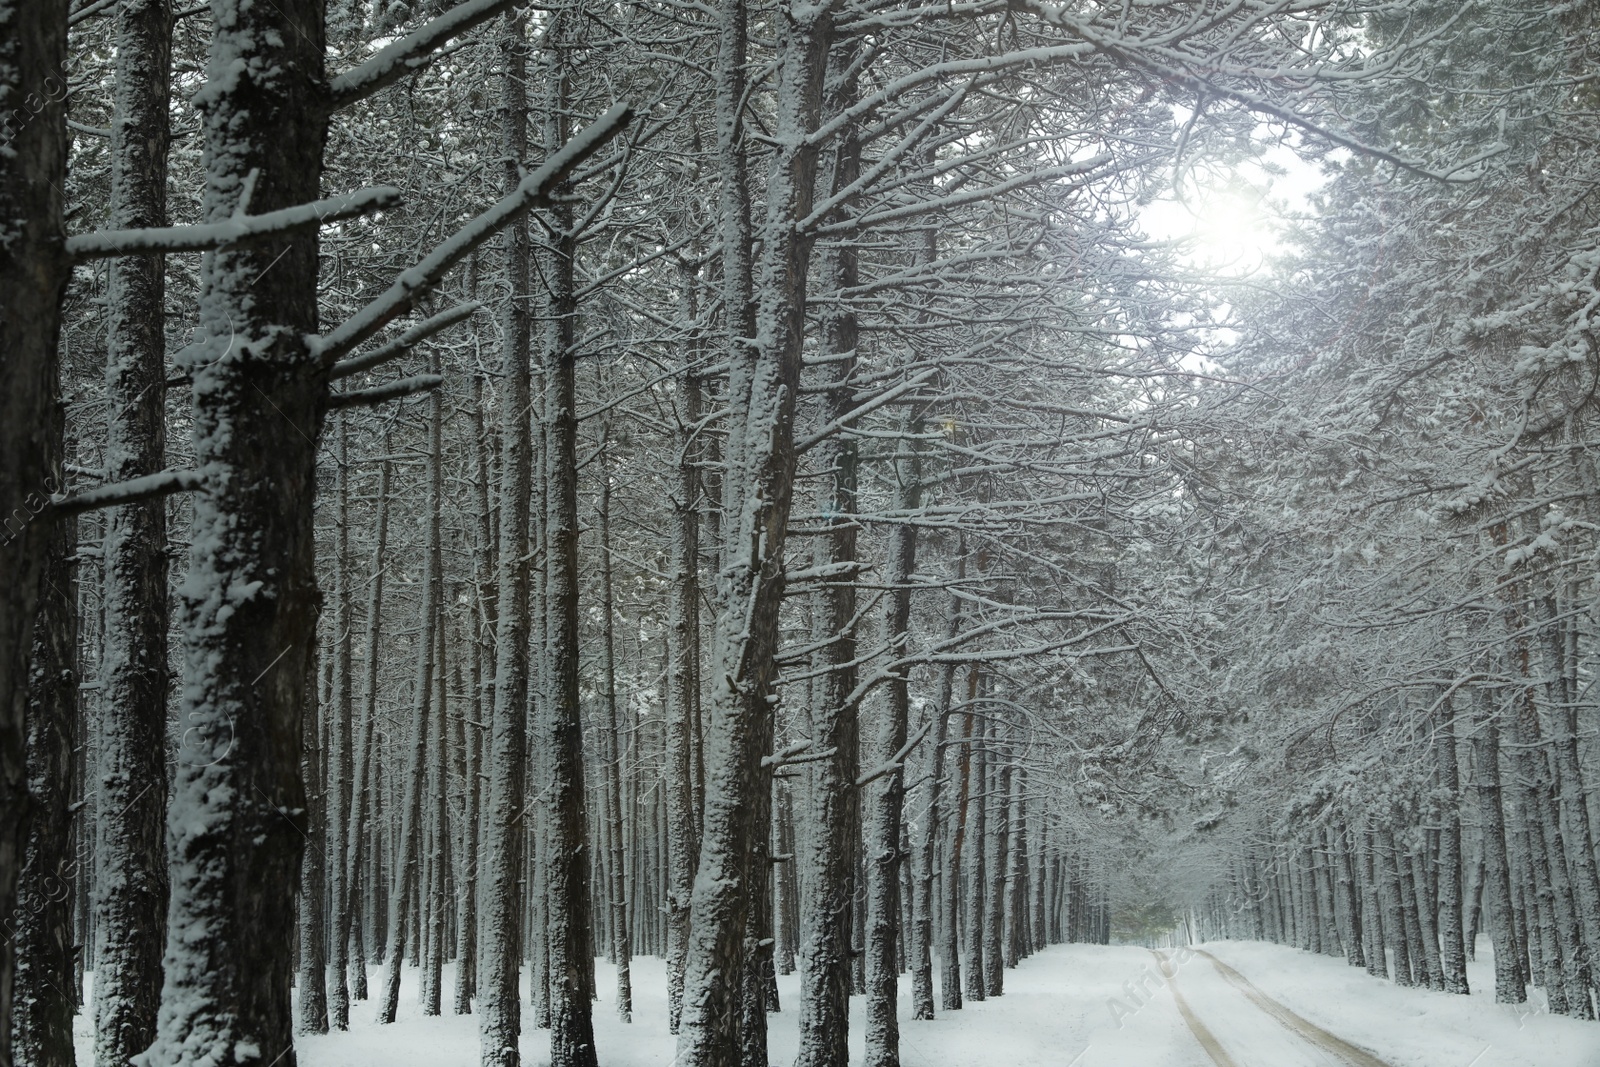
(94, 1, 173, 1059)
(0, 7, 70, 1059)
(538, 12, 599, 1062)
(14, 424, 77, 1067)
(297, 645, 329, 1034)
(863, 411, 922, 1067)
(145, 2, 329, 1062)
(479, 19, 534, 1066)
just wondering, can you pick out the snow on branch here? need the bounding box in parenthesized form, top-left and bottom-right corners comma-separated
(64, 186, 400, 260)
(328, 374, 444, 409)
(328, 303, 482, 381)
(52, 468, 207, 517)
(1012, 0, 1494, 182)
(855, 721, 933, 788)
(796, 368, 939, 453)
(762, 739, 837, 769)
(327, 0, 520, 110)
(812, 158, 1110, 236)
(310, 102, 634, 366)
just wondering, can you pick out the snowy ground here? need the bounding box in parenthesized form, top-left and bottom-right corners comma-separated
(73, 938, 1599, 1066)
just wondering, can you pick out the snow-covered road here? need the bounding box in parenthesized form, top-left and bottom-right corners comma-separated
(76, 939, 1595, 1066)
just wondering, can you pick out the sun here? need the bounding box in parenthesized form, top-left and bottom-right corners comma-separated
(1141, 179, 1282, 274)
(1140, 146, 1323, 276)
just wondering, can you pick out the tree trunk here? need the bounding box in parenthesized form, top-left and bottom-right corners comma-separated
(14, 433, 77, 1067)
(94, 0, 173, 1059)
(675, 0, 832, 1060)
(376, 365, 444, 1025)
(479, 19, 533, 1065)
(146, 1, 329, 1062)
(538, 14, 599, 1061)
(0, 7, 70, 1061)
(963, 703, 987, 1003)
(297, 645, 329, 1034)
(1473, 693, 1527, 1003)
(327, 417, 355, 1030)
(793, 119, 864, 1067)
(598, 457, 633, 1022)
(1435, 696, 1469, 994)
(665, 351, 703, 1035)
(863, 411, 922, 1067)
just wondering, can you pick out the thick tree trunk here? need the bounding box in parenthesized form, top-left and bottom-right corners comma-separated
(0, 8, 70, 1060)
(145, 2, 329, 1063)
(94, 1, 173, 1059)
(963, 704, 987, 1003)
(14, 441, 77, 1067)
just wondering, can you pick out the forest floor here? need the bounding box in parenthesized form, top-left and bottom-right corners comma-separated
(71, 939, 1597, 1067)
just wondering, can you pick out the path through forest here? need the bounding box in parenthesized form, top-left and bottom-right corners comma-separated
(70, 940, 1595, 1067)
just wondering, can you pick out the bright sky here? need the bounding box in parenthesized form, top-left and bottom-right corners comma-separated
(1139, 139, 1328, 276)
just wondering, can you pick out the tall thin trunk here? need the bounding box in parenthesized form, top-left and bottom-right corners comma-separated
(963, 703, 988, 1003)
(936, 581, 970, 1013)
(337, 449, 390, 1015)
(538, 12, 598, 1062)
(793, 93, 863, 1067)
(327, 417, 355, 1030)
(1473, 692, 1526, 1004)
(422, 592, 450, 1016)
(863, 413, 922, 1067)
(1373, 828, 1413, 986)
(456, 366, 497, 1016)
(376, 355, 444, 1025)
(1330, 822, 1364, 970)
(665, 351, 703, 1034)
(297, 645, 329, 1034)
(1435, 696, 1468, 994)
(675, 0, 834, 1060)
(598, 459, 633, 1022)
(479, 17, 534, 1067)
(94, 1, 172, 1060)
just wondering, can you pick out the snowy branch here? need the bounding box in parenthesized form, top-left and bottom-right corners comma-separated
(310, 103, 634, 366)
(327, 0, 521, 110)
(52, 468, 207, 517)
(65, 186, 400, 261)
(854, 722, 933, 788)
(796, 369, 940, 453)
(328, 303, 482, 381)
(328, 374, 444, 409)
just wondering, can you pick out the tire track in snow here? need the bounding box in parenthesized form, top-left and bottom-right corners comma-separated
(1152, 951, 1239, 1067)
(1190, 948, 1395, 1067)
